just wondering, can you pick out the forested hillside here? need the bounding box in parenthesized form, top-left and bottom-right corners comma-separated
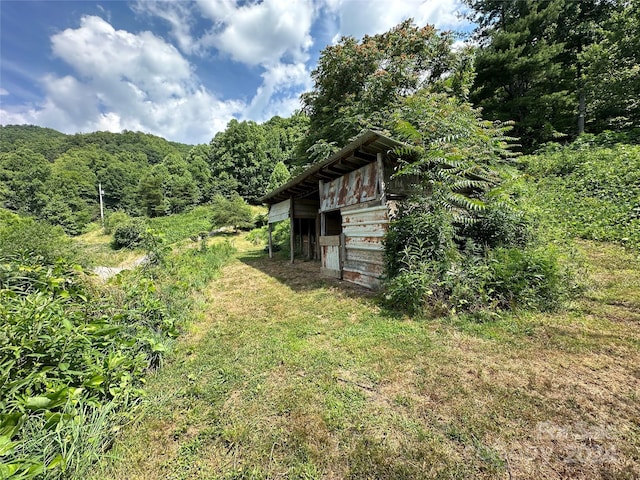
(0, 114, 306, 234)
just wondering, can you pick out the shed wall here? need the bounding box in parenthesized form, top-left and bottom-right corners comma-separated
(341, 204, 388, 289)
(321, 163, 379, 212)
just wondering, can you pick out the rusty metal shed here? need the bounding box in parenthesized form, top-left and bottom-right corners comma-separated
(260, 130, 411, 289)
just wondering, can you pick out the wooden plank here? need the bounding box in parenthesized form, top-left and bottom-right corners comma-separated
(290, 196, 295, 264)
(319, 235, 340, 246)
(343, 269, 381, 289)
(268, 198, 290, 224)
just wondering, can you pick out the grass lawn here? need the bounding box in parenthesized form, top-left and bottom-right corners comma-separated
(90, 237, 639, 479)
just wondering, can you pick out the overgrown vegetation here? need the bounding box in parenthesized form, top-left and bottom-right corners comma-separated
(382, 92, 578, 316)
(0, 210, 235, 479)
(521, 133, 640, 250)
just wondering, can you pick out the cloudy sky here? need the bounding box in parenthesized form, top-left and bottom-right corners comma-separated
(0, 0, 472, 145)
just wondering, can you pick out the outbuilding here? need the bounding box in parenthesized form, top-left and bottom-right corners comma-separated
(260, 130, 414, 289)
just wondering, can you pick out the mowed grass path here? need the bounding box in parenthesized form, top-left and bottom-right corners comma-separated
(93, 239, 639, 479)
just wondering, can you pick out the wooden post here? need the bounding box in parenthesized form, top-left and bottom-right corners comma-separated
(268, 222, 273, 258)
(289, 196, 295, 264)
(377, 152, 386, 204)
(307, 219, 312, 260)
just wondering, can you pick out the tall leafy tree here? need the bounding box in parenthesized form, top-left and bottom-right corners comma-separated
(0, 148, 51, 215)
(186, 144, 214, 200)
(266, 161, 291, 193)
(467, 0, 567, 147)
(299, 20, 471, 158)
(466, 0, 621, 147)
(44, 152, 98, 233)
(580, 0, 640, 130)
(208, 119, 270, 203)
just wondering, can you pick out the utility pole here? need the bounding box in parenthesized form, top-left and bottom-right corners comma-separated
(99, 183, 105, 227)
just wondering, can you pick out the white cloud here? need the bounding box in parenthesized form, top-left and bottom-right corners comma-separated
(133, 1, 201, 55)
(129, 1, 315, 128)
(1, 16, 242, 144)
(244, 62, 311, 120)
(323, 0, 469, 41)
(0, 88, 8, 96)
(195, 0, 237, 23)
(199, 0, 314, 66)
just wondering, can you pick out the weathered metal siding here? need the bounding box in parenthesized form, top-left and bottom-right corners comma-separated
(268, 199, 290, 224)
(319, 235, 341, 278)
(341, 205, 388, 289)
(320, 163, 379, 212)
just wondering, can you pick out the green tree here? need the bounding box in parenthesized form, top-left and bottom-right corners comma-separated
(186, 144, 214, 200)
(210, 194, 254, 231)
(580, 0, 640, 131)
(266, 161, 291, 193)
(43, 152, 97, 233)
(138, 167, 168, 217)
(466, 0, 621, 147)
(299, 20, 470, 158)
(467, 0, 568, 147)
(0, 148, 51, 215)
(162, 154, 200, 213)
(97, 158, 144, 213)
(208, 120, 270, 203)
(263, 112, 310, 168)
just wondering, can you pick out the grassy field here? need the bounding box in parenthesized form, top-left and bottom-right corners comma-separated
(90, 237, 639, 479)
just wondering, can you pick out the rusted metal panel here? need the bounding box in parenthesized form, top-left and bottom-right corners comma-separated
(338, 204, 389, 289)
(321, 244, 341, 277)
(269, 199, 290, 224)
(319, 236, 340, 246)
(345, 248, 384, 266)
(320, 163, 379, 212)
(343, 269, 381, 289)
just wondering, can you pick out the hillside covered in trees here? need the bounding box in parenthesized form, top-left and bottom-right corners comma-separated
(0, 114, 307, 234)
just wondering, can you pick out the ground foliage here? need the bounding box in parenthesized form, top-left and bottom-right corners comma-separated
(0, 211, 235, 479)
(521, 132, 640, 251)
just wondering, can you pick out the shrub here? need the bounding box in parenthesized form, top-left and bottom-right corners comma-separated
(246, 221, 290, 251)
(383, 201, 575, 316)
(112, 218, 147, 249)
(0, 209, 73, 264)
(487, 247, 572, 311)
(103, 211, 131, 235)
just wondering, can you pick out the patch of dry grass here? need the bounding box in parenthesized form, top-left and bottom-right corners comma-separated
(91, 239, 640, 479)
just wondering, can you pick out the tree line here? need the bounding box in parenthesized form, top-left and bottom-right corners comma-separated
(0, 114, 306, 234)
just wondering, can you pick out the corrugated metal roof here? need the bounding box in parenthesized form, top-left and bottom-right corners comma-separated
(260, 130, 404, 204)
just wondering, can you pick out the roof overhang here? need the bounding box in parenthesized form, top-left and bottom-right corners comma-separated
(260, 130, 405, 204)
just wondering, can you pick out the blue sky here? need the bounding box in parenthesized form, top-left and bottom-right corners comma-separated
(0, 0, 472, 145)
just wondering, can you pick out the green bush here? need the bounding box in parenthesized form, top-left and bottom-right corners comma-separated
(103, 211, 131, 235)
(0, 210, 73, 264)
(112, 219, 147, 249)
(383, 199, 575, 316)
(246, 221, 290, 251)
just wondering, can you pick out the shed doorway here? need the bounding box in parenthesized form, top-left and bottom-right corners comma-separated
(320, 210, 343, 279)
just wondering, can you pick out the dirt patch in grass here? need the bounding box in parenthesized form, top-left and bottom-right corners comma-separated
(92, 240, 640, 479)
